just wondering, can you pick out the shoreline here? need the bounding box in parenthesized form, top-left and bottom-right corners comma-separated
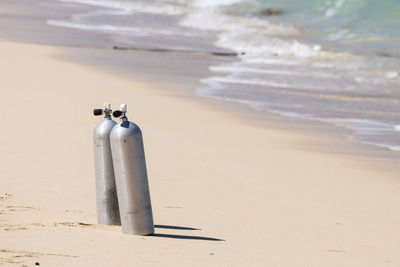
(49, 39, 399, 164)
(60, 44, 400, 165)
(1, 39, 400, 266)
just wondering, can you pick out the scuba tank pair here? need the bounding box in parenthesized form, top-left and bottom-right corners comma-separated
(93, 103, 154, 235)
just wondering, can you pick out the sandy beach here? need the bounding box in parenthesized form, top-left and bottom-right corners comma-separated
(0, 38, 400, 266)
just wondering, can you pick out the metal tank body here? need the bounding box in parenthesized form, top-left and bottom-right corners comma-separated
(110, 112, 154, 235)
(93, 108, 120, 225)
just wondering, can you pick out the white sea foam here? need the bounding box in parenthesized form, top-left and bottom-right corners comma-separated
(358, 141, 400, 152)
(180, 5, 345, 60)
(47, 19, 195, 36)
(324, 0, 346, 18)
(209, 64, 337, 78)
(181, 8, 298, 35)
(206, 76, 331, 91)
(47, 19, 150, 35)
(335, 120, 399, 136)
(385, 71, 398, 79)
(191, 0, 245, 8)
(57, 0, 189, 15)
(218, 32, 321, 58)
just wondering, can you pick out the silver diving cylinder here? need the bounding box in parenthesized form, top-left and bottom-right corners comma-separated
(110, 104, 154, 235)
(93, 103, 120, 225)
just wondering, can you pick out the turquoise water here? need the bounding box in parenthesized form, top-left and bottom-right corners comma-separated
(219, 0, 400, 57)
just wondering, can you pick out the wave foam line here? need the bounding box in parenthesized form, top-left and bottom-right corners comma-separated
(57, 0, 189, 15)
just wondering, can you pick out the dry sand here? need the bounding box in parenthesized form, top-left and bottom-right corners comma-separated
(0, 40, 399, 266)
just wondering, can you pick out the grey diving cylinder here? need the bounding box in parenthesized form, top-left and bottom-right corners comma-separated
(93, 103, 120, 225)
(110, 104, 154, 235)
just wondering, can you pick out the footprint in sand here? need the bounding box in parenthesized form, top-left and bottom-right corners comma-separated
(0, 193, 13, 201)
(53, 221, 112, 230)
(0, 193, 13, 214)
(0, 223, 28, 231)
(0, 205, 36, 218)
(65, 209, 84, 213)
(0, 256, 25, 264)
(0, 197, 37, 231)
(6, 206, 35, 212)
(0, 248, 77, 265)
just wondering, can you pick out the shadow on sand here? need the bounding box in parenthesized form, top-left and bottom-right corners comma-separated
(151, 224, 224, 241)
(152, 233, 224, 241)
(154, 224, 201, 231)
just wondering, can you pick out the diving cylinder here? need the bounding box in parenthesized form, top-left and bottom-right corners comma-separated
(93, 103, 120, 225)
(110, 104, 154, 235)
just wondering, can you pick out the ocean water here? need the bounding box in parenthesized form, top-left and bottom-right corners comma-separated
(47, 0, 400, 153)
